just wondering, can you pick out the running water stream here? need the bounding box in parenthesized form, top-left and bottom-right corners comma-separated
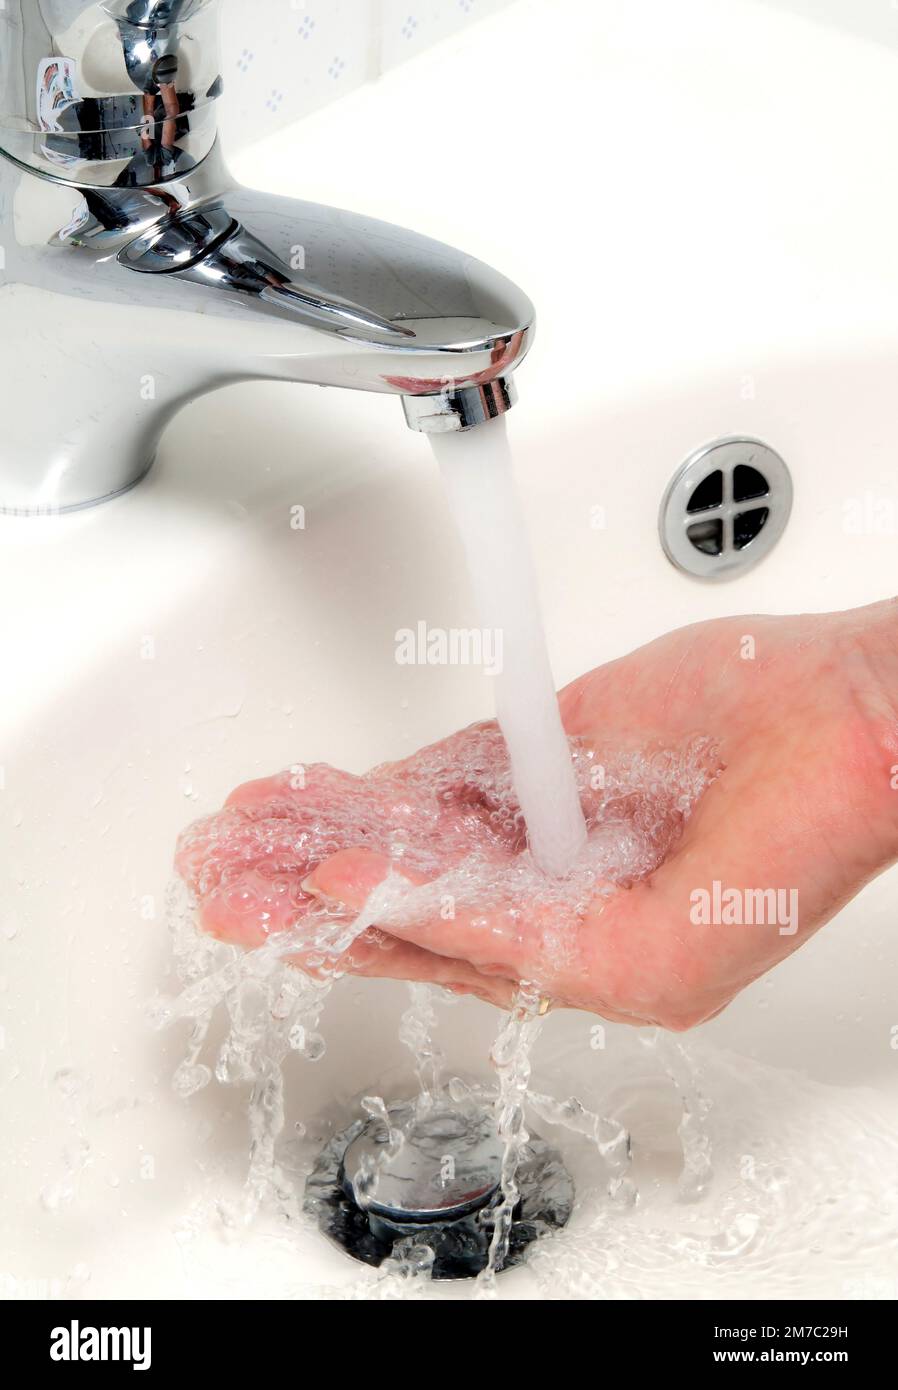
(431, 415, 588, 878)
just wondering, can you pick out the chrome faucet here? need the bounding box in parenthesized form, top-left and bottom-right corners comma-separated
(0, 0, 533, 513)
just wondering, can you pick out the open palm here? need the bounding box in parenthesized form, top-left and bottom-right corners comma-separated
(177, 601, 898, 1029)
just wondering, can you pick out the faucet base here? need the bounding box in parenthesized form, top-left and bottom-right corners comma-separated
(0, 460, 155, 518)
(304, 1092, 574, 1281)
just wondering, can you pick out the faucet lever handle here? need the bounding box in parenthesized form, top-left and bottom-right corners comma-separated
(160, 225, 418, 340)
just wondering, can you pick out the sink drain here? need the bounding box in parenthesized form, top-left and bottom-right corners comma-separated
(304, 1093, 574, 1280)
(659, 437, 792, 580)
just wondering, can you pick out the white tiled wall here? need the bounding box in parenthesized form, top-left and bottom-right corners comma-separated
(220, 1, 898, 156)
(218, 0, 517, 152)
(377, 0, 513, 69)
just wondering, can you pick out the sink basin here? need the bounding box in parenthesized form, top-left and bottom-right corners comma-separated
(3, 0, 898, 1301)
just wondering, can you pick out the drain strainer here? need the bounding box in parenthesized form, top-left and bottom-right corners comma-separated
(304, 1094, 574, 1280)
(659, 437, 792, 580)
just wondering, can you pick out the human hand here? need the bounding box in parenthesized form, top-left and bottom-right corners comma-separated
(177, 601, 898, 1029)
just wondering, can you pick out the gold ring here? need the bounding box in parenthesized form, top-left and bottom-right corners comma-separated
(537, 995, 552, 1017)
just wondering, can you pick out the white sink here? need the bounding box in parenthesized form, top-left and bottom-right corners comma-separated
(3, 0, 898, 1301)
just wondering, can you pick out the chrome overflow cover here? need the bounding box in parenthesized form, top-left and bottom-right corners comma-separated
(659, 437, 793, 581)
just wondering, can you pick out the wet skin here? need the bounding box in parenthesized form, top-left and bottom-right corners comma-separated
(176, 600, 898, 1030)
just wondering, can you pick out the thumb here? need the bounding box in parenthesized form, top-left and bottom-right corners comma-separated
(303, 846, 423, 908)
(305, 846, 550, 985)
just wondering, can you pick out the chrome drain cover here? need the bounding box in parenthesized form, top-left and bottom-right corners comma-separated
(659, 437, 792, 580)
(342, 1099, 504, 1223)
(304, 1093, 574, 1280)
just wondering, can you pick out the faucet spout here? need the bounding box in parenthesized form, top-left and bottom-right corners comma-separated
(0, 0, 534, 512)
(402, 378, 519, 435)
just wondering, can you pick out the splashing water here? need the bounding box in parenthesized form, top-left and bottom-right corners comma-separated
(477, 980, 546, 1291)
(158, 728, 720, 1274)
(520, 1031, 898, 1301)
(431, 415, 587, 879)
(644, 1030, 714, 1203)
(158, 782, 898, 1300)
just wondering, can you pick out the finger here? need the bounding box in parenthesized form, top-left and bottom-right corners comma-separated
(304, 849, 696, 1024)
(304, 846, 561, 984)
(329, 928, 517, 1008)
(194, 866, 309, 948)
(189, 838, 518, 1006)
(195, 865, 516, 1007)
(223, 765, 361, 813)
